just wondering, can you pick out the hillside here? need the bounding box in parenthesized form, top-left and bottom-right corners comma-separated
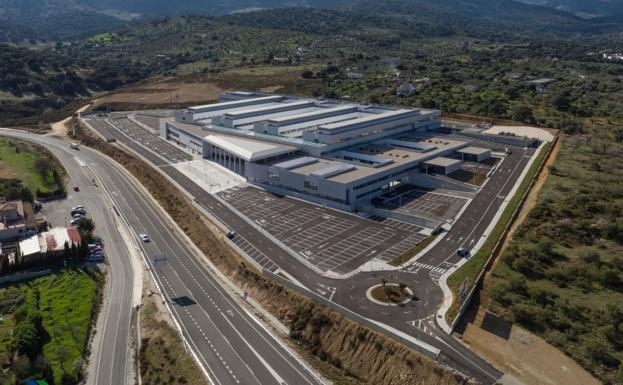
(1, 0, 621, 42)
(517, 0, 623, 18)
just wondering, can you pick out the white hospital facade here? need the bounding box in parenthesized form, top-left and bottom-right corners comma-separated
(159, 92, 491, 211)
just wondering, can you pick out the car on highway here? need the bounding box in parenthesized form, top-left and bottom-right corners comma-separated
(139, 234, 150, 242)
(457, 248, 470, 258)
(70, 142, 79, 150)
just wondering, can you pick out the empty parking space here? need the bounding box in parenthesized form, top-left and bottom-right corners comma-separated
(231, 235, 279, 272)
(376, 233, 428, 263)
(368, 216, 423, 232)
(218, 186, 429, 275)
(92, 116, 193, 163)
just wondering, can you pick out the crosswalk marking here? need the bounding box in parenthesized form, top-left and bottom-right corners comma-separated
(406, 261, 446, 273)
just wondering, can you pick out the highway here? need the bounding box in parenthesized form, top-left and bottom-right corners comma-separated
(83, 115, 514, 383)
(0, 129, 323, 385)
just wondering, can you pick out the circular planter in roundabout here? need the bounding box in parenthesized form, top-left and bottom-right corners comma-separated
(366, 283, 414, 306)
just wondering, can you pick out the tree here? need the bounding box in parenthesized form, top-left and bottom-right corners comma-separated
(77, 218, 94, 234)
(511, 104, 535, 124)
(301, 69, 314, 79)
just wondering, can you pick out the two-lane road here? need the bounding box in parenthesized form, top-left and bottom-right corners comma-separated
(1, 129, 323, 385)
(0, 129, 136, 385)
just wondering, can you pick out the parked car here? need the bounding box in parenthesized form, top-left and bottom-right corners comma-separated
(457, 248, 470, 258)
(70, 142, 79, 150)
(226, 231, 236, 240)
(71, 208, 86, 216)
(73, 186, 80, 192)
(88, 253, 104, 262)
(72, 205, 85, 211)
(70, 218, 80, 226)
(72, 213, 85, 220)
(139, 234, 150, 242)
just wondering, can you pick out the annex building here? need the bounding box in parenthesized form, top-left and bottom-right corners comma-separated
(159, 92, 491, 210)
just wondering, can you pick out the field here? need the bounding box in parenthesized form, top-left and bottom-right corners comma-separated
(479, 129, 623, 384)
(0, 138, 66, 199)
(91, 76, 224, 110)
(0, 269, 102, 385)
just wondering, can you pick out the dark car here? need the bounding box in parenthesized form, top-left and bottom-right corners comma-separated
(73, 186, 80, 192)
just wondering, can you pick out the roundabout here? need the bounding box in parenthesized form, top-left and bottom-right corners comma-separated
(366, 283, 414, 306)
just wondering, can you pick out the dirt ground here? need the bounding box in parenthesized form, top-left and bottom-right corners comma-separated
(49, 103, 93, 137)
(461, 323, 600, 385)
(92, 77, 223, 109)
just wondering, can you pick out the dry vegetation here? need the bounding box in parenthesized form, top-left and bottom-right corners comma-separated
(71, 118, 466, 385)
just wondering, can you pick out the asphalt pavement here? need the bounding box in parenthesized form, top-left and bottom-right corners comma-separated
(80, 114, 529, 384)
(1, 129, 323, 385)
(0, 130, 136, 385)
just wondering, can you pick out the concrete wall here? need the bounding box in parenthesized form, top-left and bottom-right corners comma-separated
(163, 122, 203, 156)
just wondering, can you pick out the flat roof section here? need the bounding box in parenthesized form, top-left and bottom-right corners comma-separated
(204, 134, 297, 162)
(273, 156, 318, 170)
(383, 138, 437, 152)
(188, 95, 284, 113)
(223, 100, 314, 119)
(318, 109, 417, 133)
(457, 146, 491, 156)
(310, 163, 356, 178)
(267, 105, 358, 125)
(423, 157, 463, 168)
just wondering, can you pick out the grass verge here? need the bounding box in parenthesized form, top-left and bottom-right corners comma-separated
(445, 141, 552, 323)
(139, 296, 210, 385)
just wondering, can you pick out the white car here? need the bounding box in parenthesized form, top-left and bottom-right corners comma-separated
(139, 234, 150, 242)
(72, 205, 85, 211)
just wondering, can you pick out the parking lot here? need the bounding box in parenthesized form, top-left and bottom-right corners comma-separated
(218, 186, 428, 274)
(374, 188, 468, 223)
(91, 116, 193, 164)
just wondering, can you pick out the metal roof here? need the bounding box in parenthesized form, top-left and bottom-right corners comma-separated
(310, 163, 356, 178)
(188, 95, 284, 113)
(318, 109, 416, 132)
(273, 157, 318, 170)
(204, 135, 296, 162)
